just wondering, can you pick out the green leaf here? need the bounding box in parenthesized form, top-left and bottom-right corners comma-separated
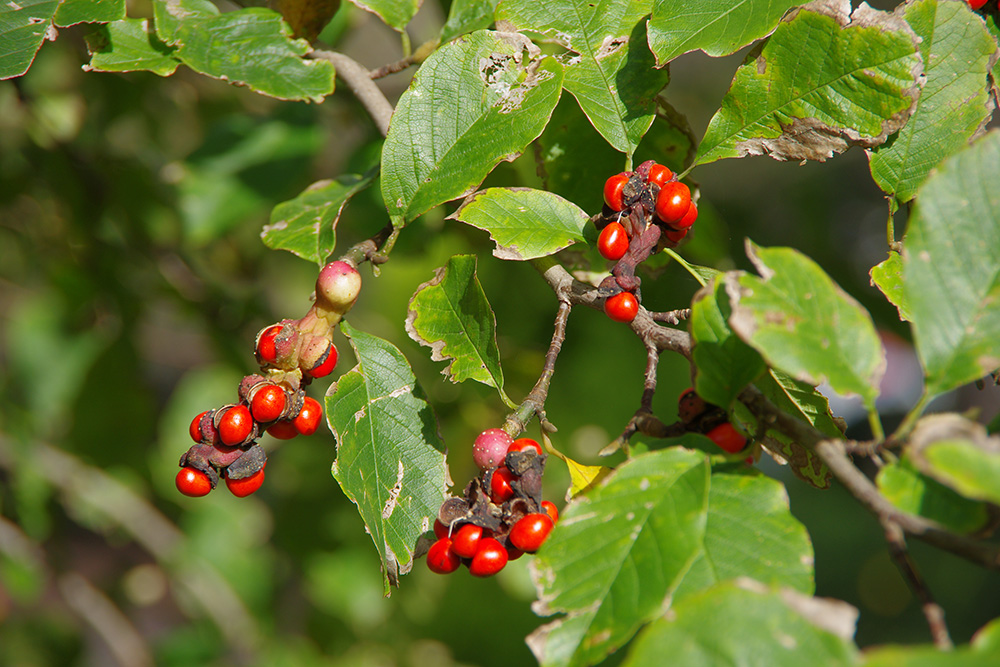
(440, 0, 498, 43)
(870, 251, 911, 321)
(381, 30, 563, 222)
(450, 187, 590, 260)
(405, 255, 512, 405)
(327, 322, 449, 594)
(55, 0, 125, 27)
(863, 616, 1000, 666)
(647, 0, 799, 65)
(696, 1, 922, 165)
(868, 0, 996, 203)
(153, 3, 335, 102)
(496, 0, 668, 156)
(347, 0, 419, 31)
(263, 171, 376, 265)
(0, 0, 59, 80)
(665, 248, 720, 287)
(84, 19, 179, 76)
(728, 242, 885, 411)
(904, 130, 1000, 398)
(673, 471, 814, 603)
(876, 458, 988, 535)
(622, 582, 858, 667)
(528, 449, 710, 667)
(690, 277, 766, 410)
(920, 440, 1000, 507)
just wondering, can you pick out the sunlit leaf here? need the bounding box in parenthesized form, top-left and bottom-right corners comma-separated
(440, 0, 497, 43)
(84, 19, 179, 76)
(55, 0, 125, 27)
(877, 458, 988, 535)
(870, 251, 911, 321)
(347, 0, 419, 31)
(0, 0, 59, 80)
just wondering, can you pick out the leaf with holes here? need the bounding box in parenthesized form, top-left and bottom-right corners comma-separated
(406, 255, 512, 406)
(381, 30, 563, 223)
(327, 323, 449, 594)
(528, 448, 709, 667)
(0, 0, 59, 80)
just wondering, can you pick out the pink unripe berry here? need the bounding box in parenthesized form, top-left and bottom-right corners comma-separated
(316, 261, 361, 313)
(472, 428, 513, 470)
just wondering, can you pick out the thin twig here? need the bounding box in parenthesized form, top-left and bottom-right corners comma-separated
(59, 572, 155, 667)
(505, 299, 571, 435)
(312, 50, 394, 137)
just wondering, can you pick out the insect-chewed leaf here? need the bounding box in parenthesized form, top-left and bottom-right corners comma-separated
(697, 0, 922, 165)
(0, 0, 60, 80)
(327, 322, 449, 595)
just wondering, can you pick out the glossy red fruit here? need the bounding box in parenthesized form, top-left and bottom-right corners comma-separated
(304, 340, 338, 379)
(597, 221, 629, 261)
(647, 163, 673, 188)
(707, 422, 747, 453)
(451, 523, 485, 559)
(251, 384, 286, 423)
(968, 0, 988, 9)
(509, 513, 554, 553)
(670, 202, 698, 230)
(176, 467, 212, 497)
(472, 428, 513, 470)
(469, 538, 508, 577)
(604, 292, 639, 323)
(509, 438, 543, 456)
(294, 397, 322, 436)
(266, 420, 299, 440)
(603, 173, 629, 211)
(255, 324, 283, 365)
(189, 411, 210, 443)
(541, 500, 559, 523)
(490, 467, 516, 504)
(664, 227, 689, 244)
(427, 537, 461, 574)
(655, 181, 692, 225)
(218, 405, 253, 446)
(433, 519, 450, 540)
(226, 467, 265, 497)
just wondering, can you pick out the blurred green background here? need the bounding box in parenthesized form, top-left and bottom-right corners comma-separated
(2, 2, 999, 666)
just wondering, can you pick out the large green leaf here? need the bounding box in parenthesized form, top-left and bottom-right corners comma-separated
(263, 171, 376, 265)
(904, 130, 1000, 397)
(690, 277, 766, 410)
(55, 0, 125, 27)
(84, 19, 180, 76)
(152, 1, 335, 102)
(876, 458, 988, 535)
(647, 0, 799, 65)
(528, 448, 710, 667)
(870, 251, 911, 321)
(347, 0, 419, 31)
(405, 255, 512, 405)
(496, 0, 668, 156)
(868, 0, 996, 203)
(622, 582, 858, 667)
(440, 0, 498, 43)
(673, 471, 814, 603)
(0, 0, 59, 80)
(728, 243, 885, 411)
(697, 0, 922, 165)
(450, 187, 590, 260)
(381, 30, 563, 223)
(327, 322, 449, 594)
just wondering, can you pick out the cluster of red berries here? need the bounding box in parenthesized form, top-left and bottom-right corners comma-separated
(967, 0, 989, 11)
(596, 161, 699, 323)
(678, 388, 748, 455)
(175, 261, 362, 499)
(426, 430, 559, 577)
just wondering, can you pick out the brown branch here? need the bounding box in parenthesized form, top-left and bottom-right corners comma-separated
(505, 298, 571, 435)
(369, 38, 439, 80)
(312, 50, 393, 137)
(882, 521, 953, 649)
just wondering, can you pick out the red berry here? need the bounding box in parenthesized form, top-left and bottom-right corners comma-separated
(604, 292, 639, 323)
(189, 411, 210, 443)
(250, 384, 286, 423)
(307, 341, 338, 378)
(176, 467, 212, 497)
(509, 513, 554, 553)
(647, 163, 673, 188)
(472, 428, 513, 470)
(469, 538, 508, 577)
(506, 544, 525, 561)
(509, 438, 543, 456)
(597, 221, 629, 261)
(490, 467, 516, 504)
(433, 519, 449, 539)
(255, 324, 283, 365)
(603, 173, 629, 211)
(217, 405, 253, 446)
(678, 387, 708, 423)
(451, 523, 485, 559)
(427, 538, 461, 574)
(968, 0, 988, 9)
(294, 397, 322, 436)
(541, 500, 559, 523)
(226, 467, 265, 497)
(664, 227, 689, 244)
(266, 420, 299, 440)
(655, 181, 692, 224)
(670, 202, 698, 230)
(706, 422, 747, 454)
